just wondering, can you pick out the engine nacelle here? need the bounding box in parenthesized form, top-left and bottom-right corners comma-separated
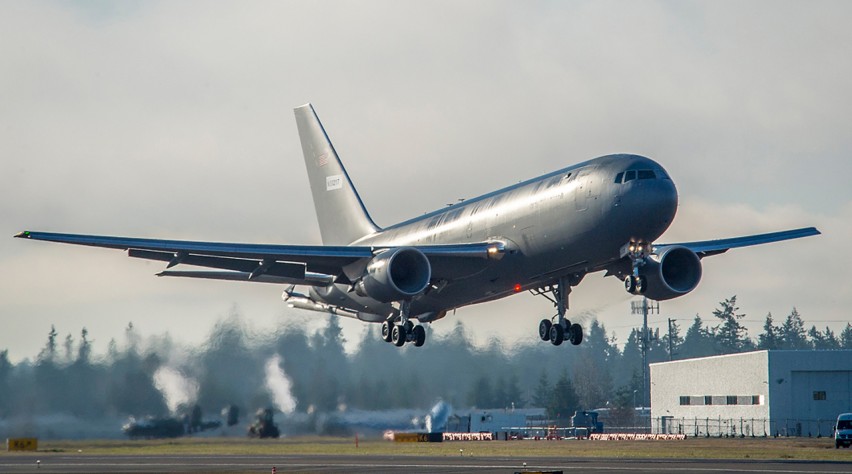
(640, 246, 702, 301)
(355, 247, 431, 303)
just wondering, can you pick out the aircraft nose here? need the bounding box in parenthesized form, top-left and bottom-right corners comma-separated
(654, 177, 678, 227)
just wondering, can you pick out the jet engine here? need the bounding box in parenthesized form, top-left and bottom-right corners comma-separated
(355, 247, 431, 303)
(640, 246, 702, 301)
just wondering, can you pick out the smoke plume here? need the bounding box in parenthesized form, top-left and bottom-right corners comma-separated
(425, 400, 452, 433)
(153, 366, 199, 414)
(264, 354, 297, 414)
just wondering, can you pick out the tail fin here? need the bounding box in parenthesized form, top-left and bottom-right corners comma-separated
(294, 104, 381, 245)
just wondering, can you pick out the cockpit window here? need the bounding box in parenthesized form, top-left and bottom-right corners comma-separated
(614, 172, 624, 183)
(638, 170, 656, 180)
(624, 170, 637, 182)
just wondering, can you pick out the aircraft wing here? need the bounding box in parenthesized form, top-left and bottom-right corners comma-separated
(655, 227, 821, 258)
(14, 231, 504, 286)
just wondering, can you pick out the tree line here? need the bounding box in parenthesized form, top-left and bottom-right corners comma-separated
(0, 296, 849, 431)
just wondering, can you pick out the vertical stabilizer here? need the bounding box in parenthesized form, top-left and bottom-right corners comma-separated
(294, 104, 381, 245)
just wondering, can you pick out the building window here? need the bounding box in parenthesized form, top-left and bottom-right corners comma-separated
(679, 396, 690, 405)
(813, 391, 827, 401)
(704, 396, 713, 405)
(752, 395, 762, 405)
(726, 396, 738, 405)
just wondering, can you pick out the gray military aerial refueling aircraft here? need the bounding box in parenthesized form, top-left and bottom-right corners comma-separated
(16, 104, 820, 348)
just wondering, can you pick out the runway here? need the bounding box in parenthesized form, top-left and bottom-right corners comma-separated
(1, 454, 851, 473)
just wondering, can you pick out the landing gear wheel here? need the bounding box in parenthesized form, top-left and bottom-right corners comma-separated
(403, 320, 414, 334)
(391, 325, 406, 347)
(635, 276, 646, 294)
(569, 323, 583, 346)
(538, 319, 552, 341)
(624, 275, 637, 294)
(381, 321, 393, 342)
(412, 325, 426, 347)
(549, 324, 564, 346)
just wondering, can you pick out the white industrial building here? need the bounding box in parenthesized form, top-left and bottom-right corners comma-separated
(650, 350, 852, 437)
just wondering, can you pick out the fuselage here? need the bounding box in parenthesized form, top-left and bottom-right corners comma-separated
(310, 154, 678, 321)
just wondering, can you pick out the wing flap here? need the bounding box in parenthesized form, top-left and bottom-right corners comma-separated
(157, 270, 333, 286)
(128, 249, 307, 279)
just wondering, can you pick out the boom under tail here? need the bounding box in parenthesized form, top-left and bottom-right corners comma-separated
(294, 104, 380, 245)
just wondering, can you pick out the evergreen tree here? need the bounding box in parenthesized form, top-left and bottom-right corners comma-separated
(493, 376, 508, 409)
(608, 385, 637, 428)
(780, 308, 809, 350)
(77, 327, 91, 363)
(842, 324, 852, 349)
(0, 350, 10, 417)
(546, 371, 579, 425)
(757, 313, 782, 350)
(618, 328, 643, 385)
(38, 325, 58, 364)
(713, 296, 751, 353)
(573, 351, 610, 410)
(661, 318, 683, 360)
(531, 371, 550, 408)
(63, 333, 74, 364)
(681, 315, 716, 358)
(467, 376, 494, 408)
(503, 374, 525, 409)
(809, 326, 840, 350)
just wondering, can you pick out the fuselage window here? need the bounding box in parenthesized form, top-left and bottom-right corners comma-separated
(624, 170, 637, 182)
(614, 172, 624, 183)
(638, 170, 656, 180)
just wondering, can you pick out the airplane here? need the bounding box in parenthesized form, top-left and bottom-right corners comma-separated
(15, 104, 820, 348)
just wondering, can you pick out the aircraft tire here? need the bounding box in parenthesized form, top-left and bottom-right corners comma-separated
(624, 275, 637, 294)
(381, 321, 393, 342)
(412, 325, 426, 347)
(392, 325, 406, 347)
(538, 319, 552, 341)
(404, 320, 415, 334)
(549, 324, 564, 346)
(570, 323, 583, 346)
(636, 276, 647, 294)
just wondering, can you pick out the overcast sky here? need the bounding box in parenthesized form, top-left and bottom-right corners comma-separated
(2, 1, 850, 362)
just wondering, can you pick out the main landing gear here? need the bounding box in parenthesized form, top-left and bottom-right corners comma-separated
(380, 300, 427, 347)
(534, 277, 583, 347)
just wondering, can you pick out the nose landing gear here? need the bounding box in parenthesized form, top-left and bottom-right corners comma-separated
(622, 241, 651, 295)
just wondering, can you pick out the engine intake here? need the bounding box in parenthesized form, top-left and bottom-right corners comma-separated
(640, 246, 702, 301)
(355, 247, 431, 303)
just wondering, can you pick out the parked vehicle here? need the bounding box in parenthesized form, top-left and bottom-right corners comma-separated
(835, 413, 852, 449)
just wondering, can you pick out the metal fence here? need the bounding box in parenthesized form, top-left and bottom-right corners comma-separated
(648, 417, 837, 438)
